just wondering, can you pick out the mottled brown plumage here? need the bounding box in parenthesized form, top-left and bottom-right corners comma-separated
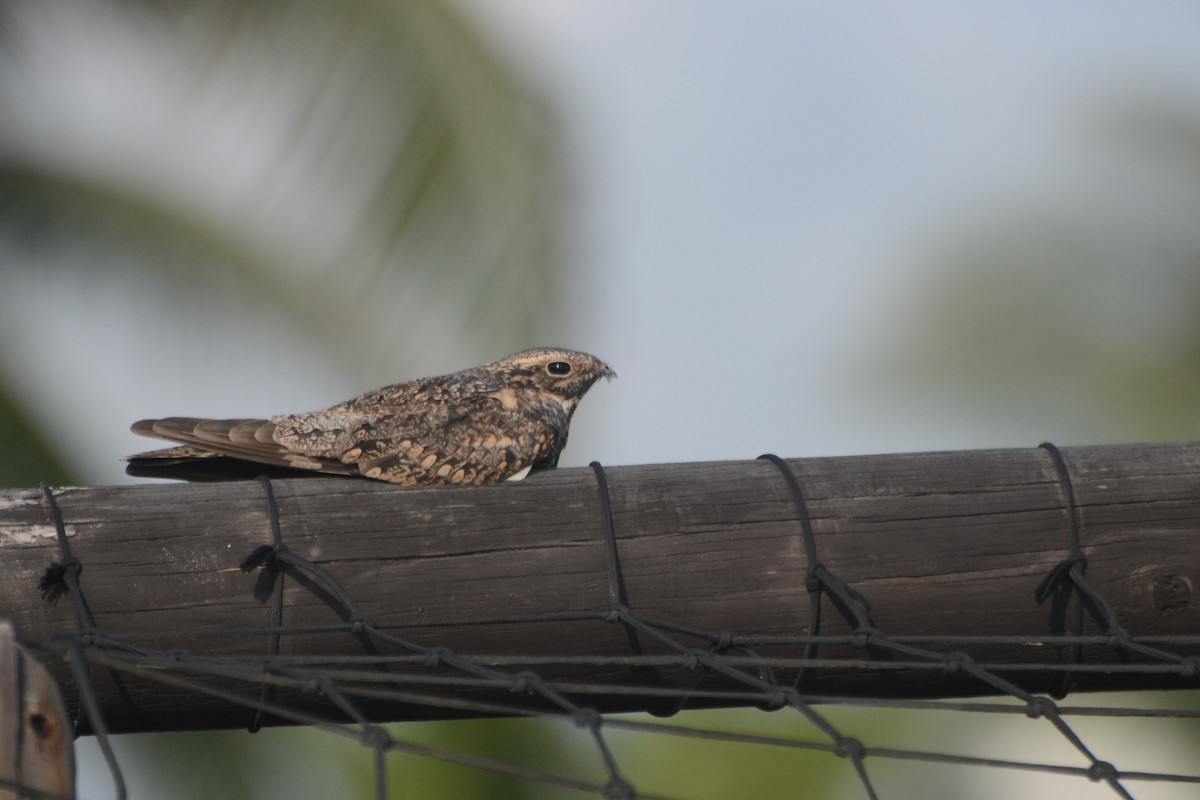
(126, 348, 615, 485)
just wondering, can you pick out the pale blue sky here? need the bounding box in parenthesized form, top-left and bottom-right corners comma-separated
(454, 0, 1200, 467)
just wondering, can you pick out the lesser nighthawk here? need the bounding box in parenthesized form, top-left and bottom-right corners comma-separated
(126, 348, 614, 485)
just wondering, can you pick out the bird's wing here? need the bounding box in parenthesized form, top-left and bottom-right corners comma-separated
(127, 417, 359, 476)
(334, 411, 520, 485)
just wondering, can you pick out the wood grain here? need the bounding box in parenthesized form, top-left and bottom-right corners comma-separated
(1, 444, 1198, 733)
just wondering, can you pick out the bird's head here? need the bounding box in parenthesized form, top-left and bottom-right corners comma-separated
(492, 348, 616, 412)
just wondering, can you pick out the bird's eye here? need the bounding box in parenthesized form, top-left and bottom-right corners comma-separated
(546, 361, 572, 376)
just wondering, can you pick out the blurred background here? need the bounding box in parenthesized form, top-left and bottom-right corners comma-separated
(2, 0, 1199, 797)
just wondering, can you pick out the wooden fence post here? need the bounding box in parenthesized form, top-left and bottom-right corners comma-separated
(0, 619, 74, 800)
(1, 444, 1199, 732)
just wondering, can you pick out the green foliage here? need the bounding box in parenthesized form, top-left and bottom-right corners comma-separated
(878, 103, 1200, 443)
(0, 383, 72, 487)
(0, 0, 565, 375)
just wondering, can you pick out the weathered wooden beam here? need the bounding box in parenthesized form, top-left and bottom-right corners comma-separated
(1, 444, 1198, 734)
(0, 620, 74, 800)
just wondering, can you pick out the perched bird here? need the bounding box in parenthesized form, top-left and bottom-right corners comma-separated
(126, 348, 615, 485)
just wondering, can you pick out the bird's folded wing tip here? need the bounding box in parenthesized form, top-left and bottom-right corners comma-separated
(130, 418, 159, 436)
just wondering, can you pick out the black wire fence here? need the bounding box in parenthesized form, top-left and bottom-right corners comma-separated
(4, 443, 1200, 799)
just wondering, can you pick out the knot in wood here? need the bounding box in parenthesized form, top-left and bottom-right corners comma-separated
(26, 711, 56, 741)
(1151, 571, 1191, 616)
